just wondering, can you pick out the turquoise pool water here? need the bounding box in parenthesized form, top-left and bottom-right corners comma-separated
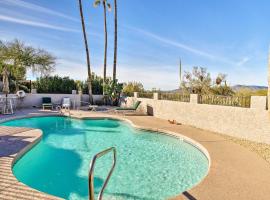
(2, 117, 209, 200)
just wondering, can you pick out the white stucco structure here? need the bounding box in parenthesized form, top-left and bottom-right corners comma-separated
(127, 94, 270, 144)
(2, 93, 104, 108)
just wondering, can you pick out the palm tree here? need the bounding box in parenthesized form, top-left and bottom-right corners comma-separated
(78, 0, 93, 103)
(112, 0, 117, 82)
(94, 0, 111, 94)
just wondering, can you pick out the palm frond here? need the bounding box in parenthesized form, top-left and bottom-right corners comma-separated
(93, 0, 101, 7)
(107, 3, 112, 11)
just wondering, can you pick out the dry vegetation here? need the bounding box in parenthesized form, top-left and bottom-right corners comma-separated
(234, 88, 268, 96)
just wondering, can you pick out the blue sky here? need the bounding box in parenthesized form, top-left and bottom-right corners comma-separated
(0, 0, 269, 90)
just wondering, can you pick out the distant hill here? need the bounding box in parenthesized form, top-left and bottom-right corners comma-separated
(232, 85, 268, 91)
(166, 85, 268, 93)
(165, 88, 182, 93)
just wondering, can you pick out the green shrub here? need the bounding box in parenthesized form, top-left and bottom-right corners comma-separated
(33, 76, 77, 94)
(32, 74, 105, 95)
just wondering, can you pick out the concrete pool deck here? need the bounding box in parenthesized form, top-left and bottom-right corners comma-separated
(0, 109, 270, 200)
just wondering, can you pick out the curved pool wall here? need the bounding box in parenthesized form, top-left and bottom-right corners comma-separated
(2, 116, 210, 200)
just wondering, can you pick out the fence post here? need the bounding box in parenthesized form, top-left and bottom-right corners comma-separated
(153, 93, 159, 100)
(190, 94, 198, 104)
(134, 92, 138, 98)
(251, 96, 267, 110)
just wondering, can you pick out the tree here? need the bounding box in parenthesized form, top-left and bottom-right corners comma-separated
(78, 0, 93, 103)
(112, 0, 118, 82)
(33, 76, 77, 94)
(0, 39, 56, 91)
(181, 67, 211, 94)
(181, 67, 235, 96)
(90, 73, 103, 94)
(122, 82, 144, 96)
(211, 73, 234, 96)
(94, 0, 111, 94)
(79, 73, 104, 95)
(0, 40, 55, 79)
(104, 78, 123, 105)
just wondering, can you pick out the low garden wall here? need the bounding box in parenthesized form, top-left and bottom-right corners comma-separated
(126, 93, 270, 144)
(2, 93, 103, 108)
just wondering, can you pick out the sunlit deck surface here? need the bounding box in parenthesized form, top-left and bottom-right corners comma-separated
(0, 109, 61, 200)
(0, 109, 270, 200)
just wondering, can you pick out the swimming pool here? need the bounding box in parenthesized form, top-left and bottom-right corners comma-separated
(2, 116, 209, 200)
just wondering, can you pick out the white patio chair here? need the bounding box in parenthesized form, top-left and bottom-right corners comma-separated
(62, 97, 71, 110)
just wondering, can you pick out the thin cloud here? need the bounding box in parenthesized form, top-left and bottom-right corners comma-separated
(1, 0, 78, 22)
(236, 57, 250, 66)
(125, 26, 216, 59)
(0, 14, 79, 32)
(124, 25, 240, 65)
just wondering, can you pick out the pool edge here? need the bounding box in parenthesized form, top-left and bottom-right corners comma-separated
(0, 126, 63, 200)
(1, 113, 211, 200)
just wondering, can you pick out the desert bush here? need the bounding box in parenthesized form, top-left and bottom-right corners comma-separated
(235, 88, 267, 97)
(122, 82, 144, 96)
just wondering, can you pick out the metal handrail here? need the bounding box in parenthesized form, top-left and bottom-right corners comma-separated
(88, 147, 116, 200)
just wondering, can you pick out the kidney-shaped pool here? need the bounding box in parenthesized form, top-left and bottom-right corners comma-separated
(2, 116, 209, 200)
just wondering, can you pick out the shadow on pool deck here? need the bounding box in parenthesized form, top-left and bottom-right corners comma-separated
(1, 110, 270, 200)
(0, 135, 33, 157)
(13, 143, 90, 199)
(0, 127, 62, 200)
(182, 191, 197, 200)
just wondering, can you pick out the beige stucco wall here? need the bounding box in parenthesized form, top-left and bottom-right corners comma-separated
(126, 96, 270, 144)
(251, 96, 267, 110)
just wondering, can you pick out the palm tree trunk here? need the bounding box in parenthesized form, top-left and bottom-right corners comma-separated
(78, 0, 93, 104)
(113, 0, 118, 82)
(103, 1, 108, 95)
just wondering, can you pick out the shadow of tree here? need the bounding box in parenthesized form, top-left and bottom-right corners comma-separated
(0, 135, 33, 157)
(105, 192, 156, 200)
(13, 143, 96, 199)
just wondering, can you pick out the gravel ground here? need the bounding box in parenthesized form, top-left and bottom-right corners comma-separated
(219, 134, 270, 164)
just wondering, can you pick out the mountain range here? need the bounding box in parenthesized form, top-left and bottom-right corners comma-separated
(168, 85, 268, 93)
(232, 85, 268, 91)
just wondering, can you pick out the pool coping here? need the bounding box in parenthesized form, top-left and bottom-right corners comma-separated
(0, 113, 211, 200)
(0, 128, 63, 200)
(71, 115, 212, 196)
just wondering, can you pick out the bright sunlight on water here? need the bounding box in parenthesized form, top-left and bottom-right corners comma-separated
(2, 117, 209, 200)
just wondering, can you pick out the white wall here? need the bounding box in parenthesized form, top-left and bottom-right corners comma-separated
(22, 94, 82, 108)
(3, 94, 104, 108)
(126, 95, 270, 144)
(81, 94, 104, 104)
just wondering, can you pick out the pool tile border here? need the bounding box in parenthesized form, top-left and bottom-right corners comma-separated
(1, 111, 270, 200)
(0, 113, 210, 200)
(0, 128, 62, 200)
